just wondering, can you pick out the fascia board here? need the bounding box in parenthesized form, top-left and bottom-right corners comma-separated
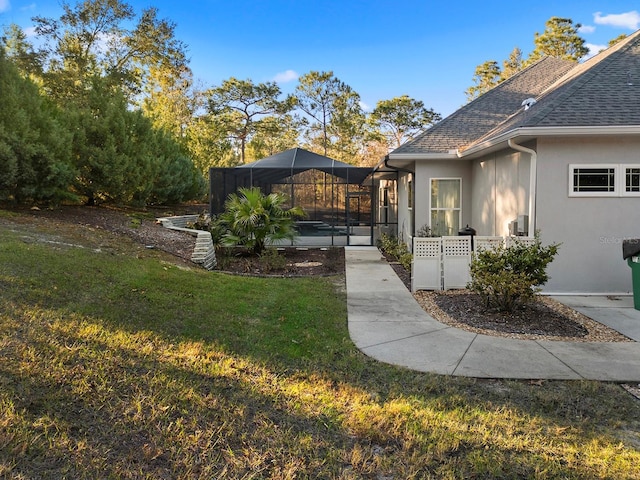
(388, 152, 460, 161)
(460, 125, 640, 158)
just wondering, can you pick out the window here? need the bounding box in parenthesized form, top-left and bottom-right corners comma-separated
(430, 178, 461, 236)
(569, 164, 640, 197)
(572, 167, 615, 193)
(624, 166, 640, 194)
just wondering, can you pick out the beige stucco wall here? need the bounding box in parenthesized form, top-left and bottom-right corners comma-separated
(395, 172, 412, 244)
(414, 160, 472, 235)
(470, 150, 531, 236)
(405, 135, 640, 293)
(468, 136, 640, 293)
(536, 136, 640, 294)
(395, 160, 472, 246)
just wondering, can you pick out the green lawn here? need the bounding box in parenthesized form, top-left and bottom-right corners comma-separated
(1, 210, 639, 479)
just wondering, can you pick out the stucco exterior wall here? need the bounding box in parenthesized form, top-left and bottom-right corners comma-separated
(470, 150, 531, 236)
(400, 136, 639, 293)
(414, 160, 472, 235)
(396, 172, 412, 244)
(536, 136, 640, 294)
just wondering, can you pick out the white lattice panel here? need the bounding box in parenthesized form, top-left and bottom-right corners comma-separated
(443, 236, 471, 257)
(442, 236, 471, 290)
(474, 236, 504, 252)
(442, 236, 471, 257)
(411, 237, 442, 291)
(413, 237, 441, 258)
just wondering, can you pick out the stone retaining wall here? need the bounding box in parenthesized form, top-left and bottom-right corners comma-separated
(156, 215, 216, 270)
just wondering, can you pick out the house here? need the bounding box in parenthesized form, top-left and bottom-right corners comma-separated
(378, 29, 640, 294)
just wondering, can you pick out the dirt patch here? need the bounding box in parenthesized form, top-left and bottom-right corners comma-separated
(7, 204, 201, 265)
(3, 204, 345, 276)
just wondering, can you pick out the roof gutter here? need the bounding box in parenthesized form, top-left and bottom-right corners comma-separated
(459, 125, 640, 158)
(508, 139, 537, 237)
(388, 152, 460, 160)
(380, 154, 414, 174)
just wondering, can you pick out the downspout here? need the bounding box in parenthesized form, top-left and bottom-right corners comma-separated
(382, 155, 415, 238)
(508, 139, 536, 237)
(383, 155, 414, 175)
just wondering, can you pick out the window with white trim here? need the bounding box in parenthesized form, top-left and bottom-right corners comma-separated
(569, 164, 640, 197)
(430, 178, 461, 236)
(624, 165, 640, 194)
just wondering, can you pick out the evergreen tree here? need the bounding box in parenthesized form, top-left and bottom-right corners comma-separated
(1, 23, 44, 80)
(465, 61, 501, 102)
(0, 51, 74, 203)
(501, 47, 524, 80)
(465, 17, 588, 102)
(247, 114, 301, 160)
(207, 77, 296, 164)
(369, 95, 441, 149)
(295, 71, 365, 163)
(68, 77, 203, 206)
(527, 17, 588, 64)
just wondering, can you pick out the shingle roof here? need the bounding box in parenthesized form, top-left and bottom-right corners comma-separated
(392, 57, 574, 155)
(392, 29, 640, 156)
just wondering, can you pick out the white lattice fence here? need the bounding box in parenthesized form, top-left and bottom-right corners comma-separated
(474, 236, 504, 252)
(410, 236, 538, 292)
(442, 236, 472, 290)
(411, 237, 442, 291)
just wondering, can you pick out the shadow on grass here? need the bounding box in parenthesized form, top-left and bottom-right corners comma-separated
(1, 223, 639, 479)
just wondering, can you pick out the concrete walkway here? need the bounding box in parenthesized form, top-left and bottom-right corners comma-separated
(345, 246, 640, 381)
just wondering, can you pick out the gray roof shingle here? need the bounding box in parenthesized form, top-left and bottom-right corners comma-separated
(393, 29, 640, 156)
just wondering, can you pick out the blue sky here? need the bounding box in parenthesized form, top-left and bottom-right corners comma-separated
(1, 0, 639, 117)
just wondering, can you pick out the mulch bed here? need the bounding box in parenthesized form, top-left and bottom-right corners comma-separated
(216, 247, 345, 277)
(380, 249, 630, 342)
(432, 291, 588, 338)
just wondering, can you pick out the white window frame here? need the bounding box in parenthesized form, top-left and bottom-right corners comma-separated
(569, 164, 640, 197)
(569, 164, 616, 197)
(622, 164, 640, 197)
(429, 177, 462, 236)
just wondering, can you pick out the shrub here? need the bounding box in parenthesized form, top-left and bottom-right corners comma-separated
(468, 236, 560, 312)
(416, 224, 437, 237)
(258, 248, 288, 273)
(217, 187, 305, 255)
(377, 233, 412, 273)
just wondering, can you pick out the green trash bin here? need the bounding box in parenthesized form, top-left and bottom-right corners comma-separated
(628, 256, 640, 311)
(623, 239, 640, 311)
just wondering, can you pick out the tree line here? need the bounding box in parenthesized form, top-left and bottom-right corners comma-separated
(0, 0, 611, 206)
(0, 0, 443, 205)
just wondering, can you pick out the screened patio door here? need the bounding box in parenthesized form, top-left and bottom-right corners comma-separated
(346, 190, 373, 245)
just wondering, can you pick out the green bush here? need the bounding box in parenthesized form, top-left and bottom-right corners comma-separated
(468, 236, 560, 312)
(377, 233, 412, 273)
(217, 187, 305, 255)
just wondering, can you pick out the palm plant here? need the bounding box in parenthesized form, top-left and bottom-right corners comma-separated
(218, 187, 305, 255)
